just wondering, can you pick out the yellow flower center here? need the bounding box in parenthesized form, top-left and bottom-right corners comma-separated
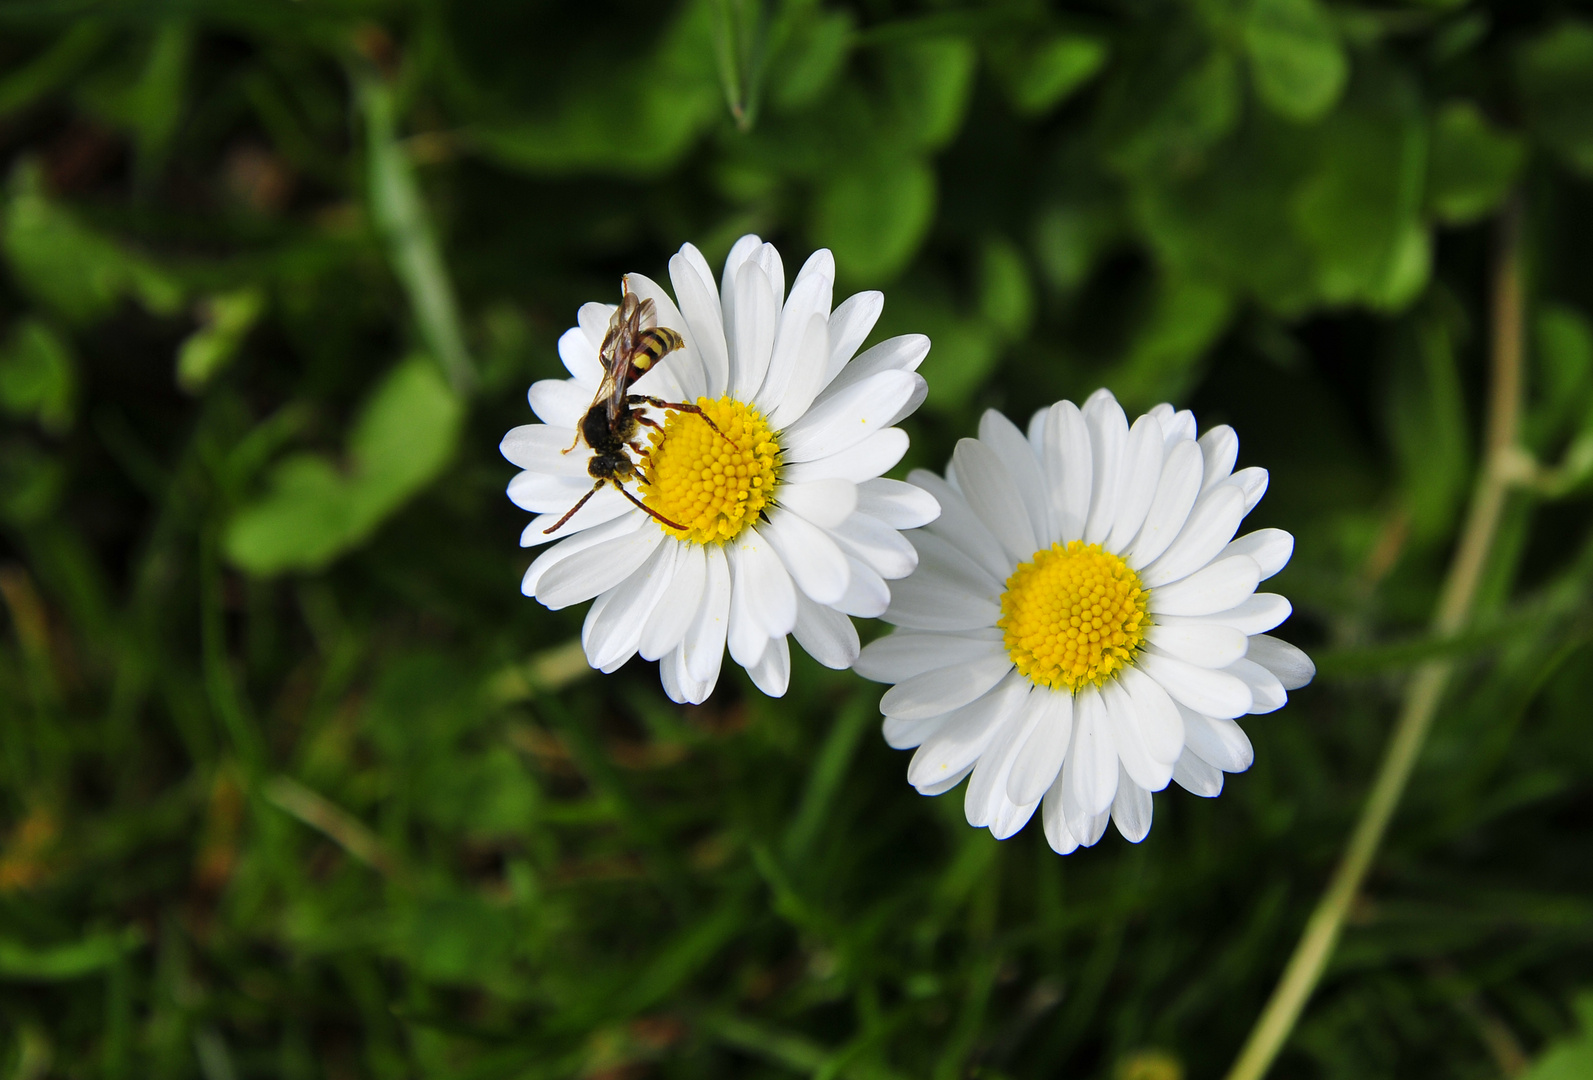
(640, 395, 780, 544)
(999, 540, 1149, 692)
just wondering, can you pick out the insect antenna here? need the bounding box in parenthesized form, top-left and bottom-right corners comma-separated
(543, 480, 605, 534)
(543, 479, 688, 535)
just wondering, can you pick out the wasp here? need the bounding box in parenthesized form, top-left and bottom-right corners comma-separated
(544, 281, 731, 534)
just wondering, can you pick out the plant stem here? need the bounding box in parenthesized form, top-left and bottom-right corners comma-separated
(1224, 199, 1527, 1080)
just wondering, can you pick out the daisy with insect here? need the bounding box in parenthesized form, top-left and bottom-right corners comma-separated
(855, 390, 1314, 854)
(501, 236, 938, 703)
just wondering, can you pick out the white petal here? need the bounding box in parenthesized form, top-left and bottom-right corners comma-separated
(528, 379, 590, 429)
(500, 423, 586, 472)
(1141, 485, 1247, 588)
(558, 326, 603, 387)
(1041, 772, 1080, 854)
(987, 794, 1043, 840)
(818, 334, 932, 412)
(881, 653, 1014, 720)
(1221, 528, 1294, 580)
(577, 301, 617, 352)
(781, 370, 921, 462)
(918, 762, 977, 797)
(950, 438, 1039, 566)
(747, 634, 790, 696)
(910, 470, 1012, 583)
(1147, 555, 1261, 617)
(978, 410, 1051, 547)
(1159, 407, 1197, 445)
(783, 428, 909, 484)
(754, 241, 784, 309)
(660, 642, 714, 705)
(883, 711, 952, 751)
(733, 526, 797, 638)
(624, 271, 706, 400)
(1118, 664, 1186, 765)
(720, 234, 762, 313)
(791, 595, 859, 670)
(1101, 676, 1173, 792)
(577, 586, 617, 668)
(1198, 424, 1238, 492)
(908, 530, 1004, 596)
(777, 479, 858, 529)
(1110, 766, 1154, 843)
(854, 628, 1006, 683)
(1228, 466, 1269, 512)
(1143, 621, 1249, 668)
(762, 509, 850, 605)
(521, 511, 645, 595)
(1137, 650, 1253, 719)
(525, 486, 633, 544)
(1226, 657, 1288, 713)
(585, 539, 678, 670)
(830, 512, 919, 579)
(1172, 748, 1224, 796)
(765, 312, 830, 430)
(792, 247, 834, 293)
(761, 260, 830, 407)
(824, 290, 885, 383)
(726, 566, 768, 670)
(761, 261, 831, 411)
(535, 523, 662, 610)
(508, 471, 594, 514)
(1027, 406, 1048, 454)
(883, 574, 1000, 631)
(684, 544, 732, 684)
(1041, 400, 1092, 543)
(1104, 413, 1165, 554)
(1181, 707, 1254, 773)
(856, 478, 940, 529)
(907, 672, 1027, 790)
(837, 557, 890, 618)
(963, 686, 1040, 828)
(1247, 634, 1316, 690)
(1164, 593, 1290, 635)
(729, 259, 778, 402)
(1006, 690, 1073, 806)
(1063, 685, 1118, 828)
(639, 540, 707, 661)
(1082, 390, 1128, 545)
(1125, 439, 1202, 569)
(670, 244, 729, 397)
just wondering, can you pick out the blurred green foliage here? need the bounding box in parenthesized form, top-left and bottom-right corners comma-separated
(2, 1, 1593, 1078)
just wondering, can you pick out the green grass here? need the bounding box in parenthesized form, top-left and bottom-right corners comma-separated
(2, 2, 1593, 1077)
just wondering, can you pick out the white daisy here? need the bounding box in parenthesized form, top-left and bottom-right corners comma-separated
(500, 235, 939, 704)
(855, 389, 1315, 853)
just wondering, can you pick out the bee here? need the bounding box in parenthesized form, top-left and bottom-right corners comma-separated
(544, 280, 731, 534)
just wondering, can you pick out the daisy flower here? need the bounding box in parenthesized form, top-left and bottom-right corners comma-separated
(855, 389, 1314, 853)
(500, 235, 939, 703)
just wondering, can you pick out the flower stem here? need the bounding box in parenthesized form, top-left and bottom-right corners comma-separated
(1223, 198, 1527, 1080)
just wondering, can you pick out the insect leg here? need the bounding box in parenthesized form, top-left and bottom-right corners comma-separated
(542, 480, 605, 534)
(615, 484, 687, 532)
(629, 396, 736, 446)
(634, 414, 665, 433)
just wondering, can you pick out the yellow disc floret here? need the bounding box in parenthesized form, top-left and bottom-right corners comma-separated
(640, 395, 780, 544)
(999, 540, 1149, 692)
